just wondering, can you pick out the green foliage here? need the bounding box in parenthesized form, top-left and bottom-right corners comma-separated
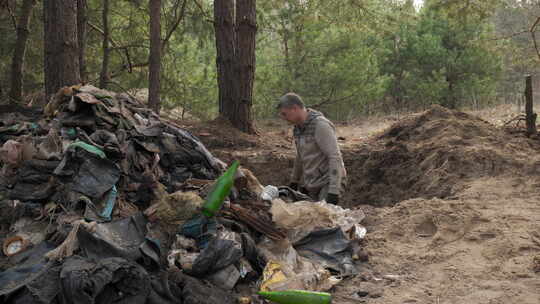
(0, 0, 534, 119)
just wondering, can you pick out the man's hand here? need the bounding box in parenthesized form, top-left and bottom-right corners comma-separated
(289, 182, 299, 191)
(326, 193, 339, 205)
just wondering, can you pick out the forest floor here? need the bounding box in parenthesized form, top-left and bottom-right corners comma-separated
(182, 103, 540, 304)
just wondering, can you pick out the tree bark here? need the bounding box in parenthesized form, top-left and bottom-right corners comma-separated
(43, 0, 80, 100)
(99, 0, 110, 89)
(214, 0, 257, 134)
(214, 0, 236, 115)
(77, 0, 87, 83)
(234, 0, 257, 134)
(148, 0, 161, 113)
(9, 0, 36, 103)
(525, 75, 537, 136)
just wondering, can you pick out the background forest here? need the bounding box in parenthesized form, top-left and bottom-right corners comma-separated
(0, 0, 539, 122)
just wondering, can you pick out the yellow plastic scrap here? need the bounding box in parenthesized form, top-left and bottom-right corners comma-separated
(260, 261, 287, 292)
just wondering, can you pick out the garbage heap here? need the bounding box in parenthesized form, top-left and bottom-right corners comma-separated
(0, 85, 366, 304)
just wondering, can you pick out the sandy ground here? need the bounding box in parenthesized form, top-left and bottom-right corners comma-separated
(185, 104, 540, 304)
(334, 177, 540, 303)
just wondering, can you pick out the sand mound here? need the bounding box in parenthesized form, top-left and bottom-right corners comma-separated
(343, 105, 540, 206)
(339, 177, 540, 303)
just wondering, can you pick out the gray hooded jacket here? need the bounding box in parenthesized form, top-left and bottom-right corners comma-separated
(291, 109, 346, 195)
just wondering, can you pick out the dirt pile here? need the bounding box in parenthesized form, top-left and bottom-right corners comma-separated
(343, 105, 540, 207)
(335, 177, 540, 303)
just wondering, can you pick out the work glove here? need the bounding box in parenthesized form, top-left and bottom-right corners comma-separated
(326, 193, 339, 205)
(289, 182, 299, 191)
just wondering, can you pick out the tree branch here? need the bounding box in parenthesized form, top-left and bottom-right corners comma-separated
(530, 17, 540, 61)
(88, 21, 120, 48)
(162, 0, 187, 51)
(7, 1, 17, 30)
(310, 91, 360, 109)
(88, 21, 139, 73)
(193, 0, 213, 23)
(483, 29, 528, 41)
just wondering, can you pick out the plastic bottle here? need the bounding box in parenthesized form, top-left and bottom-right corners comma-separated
(261, 185, 279, 201)
(258, 290, 332, 304)
(201, 160, 240, 217)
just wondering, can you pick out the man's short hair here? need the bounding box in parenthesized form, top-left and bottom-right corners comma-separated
(276, 92, 305, 109)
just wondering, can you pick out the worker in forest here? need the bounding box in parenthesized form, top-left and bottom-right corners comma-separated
(276, 92, 347, 204)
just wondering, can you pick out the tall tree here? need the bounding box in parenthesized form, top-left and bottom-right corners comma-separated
(235, 0, 257, 133)
(99, 0, 110, 88)
(9, 0, 36, 103)
(214, 0, 236, 116)
(214, 0, 257, 134)
(77, 0, 87, 83)
(43, 0, 80, 99)
(148, 0, 161, 113)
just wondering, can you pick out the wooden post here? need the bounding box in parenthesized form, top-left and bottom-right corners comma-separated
(525, 75, 537, 136)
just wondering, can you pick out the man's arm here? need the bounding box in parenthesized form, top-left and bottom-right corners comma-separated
(314, 120, 343, 195)
(291, 140, 302, 184)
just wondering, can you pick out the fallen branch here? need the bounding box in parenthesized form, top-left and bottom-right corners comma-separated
(503, 114, 525, 126)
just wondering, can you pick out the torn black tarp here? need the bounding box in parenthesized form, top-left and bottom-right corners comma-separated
(53, 144, 120, 199)
(7, 160, 60, 201)
(0, 247, 180, 304)
(188, 238, 242, 278)
(277, 186, 311, 202)
(59, 256, 151, 304)
(70, 156, 119, 198)
(293, 227, 356, 276)
(0, 242, 59, 303)
(77, 213, 147, 261)
(170, 271, 235, 304)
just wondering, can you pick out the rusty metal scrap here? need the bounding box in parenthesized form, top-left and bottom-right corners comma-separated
(228, 204, 285, 241)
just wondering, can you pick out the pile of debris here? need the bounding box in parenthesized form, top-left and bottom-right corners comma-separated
(0, 85, 366, 304)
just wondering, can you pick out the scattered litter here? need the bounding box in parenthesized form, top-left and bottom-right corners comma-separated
(382, 274, 401, 281)
(294, 228, 356, 275)
(144, 191, 203, 225)
(2, 235, 29, 256)
(261, 185, 279, 201)
(271, 198, 366, 242)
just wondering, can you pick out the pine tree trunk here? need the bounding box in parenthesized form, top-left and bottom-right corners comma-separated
(234, 0, 257, 134)
(214, 0, 236, 116)
(44, 0, 80, 100)
(148, 0, 161, 114)
(525, 75, 537, 136)
(99, 0, 110, 89)
(77, 0, 87, 83)
(9, 0, 36, 103)
(214, 0, 257, 134)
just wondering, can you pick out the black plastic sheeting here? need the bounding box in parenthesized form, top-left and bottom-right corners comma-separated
(54, 148, 120, 199)
(0, 242, 59, 303)
(59, 256, 151, 304)
(77, 213, 148, 261)
(188, 239, 243, 278)
(7, 160, 60, 201)
(170, 272, 235, 304)
(293, 227, 357, 275)
(70, 156, 120, 198)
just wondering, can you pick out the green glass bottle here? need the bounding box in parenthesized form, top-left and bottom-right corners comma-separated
(258, 290, 332, 304)
(201, 160, 240, 217)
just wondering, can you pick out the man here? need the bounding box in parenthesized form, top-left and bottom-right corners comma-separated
(277, 92, 347, 204)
